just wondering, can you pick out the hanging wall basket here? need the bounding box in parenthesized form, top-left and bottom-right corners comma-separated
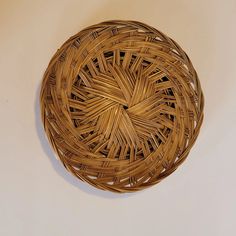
(40, 20, 204, 193)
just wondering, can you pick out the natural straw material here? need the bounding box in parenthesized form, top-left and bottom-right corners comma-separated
(40, 20, 204, 193)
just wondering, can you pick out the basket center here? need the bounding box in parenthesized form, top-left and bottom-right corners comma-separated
(69, 60, 176, 160)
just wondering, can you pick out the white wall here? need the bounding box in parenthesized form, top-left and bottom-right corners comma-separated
(0, 0, 235, 235)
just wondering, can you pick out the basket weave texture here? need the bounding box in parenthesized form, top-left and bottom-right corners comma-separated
(40, 20, 204, 193)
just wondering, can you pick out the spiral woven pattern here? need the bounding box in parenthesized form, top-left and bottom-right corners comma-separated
(40, 20, 204, 193)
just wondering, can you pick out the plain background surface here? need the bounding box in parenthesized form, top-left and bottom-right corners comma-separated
(0, 0, 236, 235)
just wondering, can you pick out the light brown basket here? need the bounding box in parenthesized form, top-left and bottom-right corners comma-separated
(40, 20, 204, 193)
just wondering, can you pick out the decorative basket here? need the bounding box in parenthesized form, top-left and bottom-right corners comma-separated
(40, 20, 204, 193)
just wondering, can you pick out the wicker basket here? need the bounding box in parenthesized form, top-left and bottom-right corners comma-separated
(40, 20, 204, 193)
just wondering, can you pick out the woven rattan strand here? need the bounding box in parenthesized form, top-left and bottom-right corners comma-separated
(40, 20, 204, 193)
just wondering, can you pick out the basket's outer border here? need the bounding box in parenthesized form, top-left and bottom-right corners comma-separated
(40, 20, 204, 193)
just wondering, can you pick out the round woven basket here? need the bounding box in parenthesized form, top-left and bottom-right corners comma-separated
(40, 20, 204, 193)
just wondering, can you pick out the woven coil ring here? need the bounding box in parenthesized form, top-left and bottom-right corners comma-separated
(40, 20, 204, 193)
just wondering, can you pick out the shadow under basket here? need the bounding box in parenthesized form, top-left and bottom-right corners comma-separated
(40, 20, 204, 193)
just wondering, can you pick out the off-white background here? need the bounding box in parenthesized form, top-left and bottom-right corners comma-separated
(1, 0, 236, 235)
